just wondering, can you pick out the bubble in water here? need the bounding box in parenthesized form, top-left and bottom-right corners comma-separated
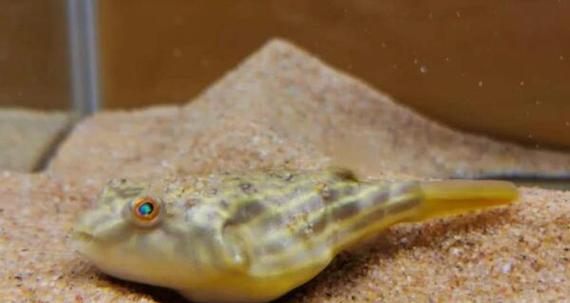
(501, 262, 513, 274)
(420, 65, 428, 74)
(172, 48, 183, 58)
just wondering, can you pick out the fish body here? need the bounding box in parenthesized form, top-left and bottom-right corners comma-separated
(73, 169, 518, 302)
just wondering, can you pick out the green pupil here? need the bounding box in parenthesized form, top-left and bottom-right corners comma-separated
(138, 203, 154, 216)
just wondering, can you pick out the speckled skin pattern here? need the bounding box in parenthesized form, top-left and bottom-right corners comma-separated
(72, 169, 517, 303)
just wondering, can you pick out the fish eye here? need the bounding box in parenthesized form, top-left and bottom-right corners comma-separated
(132, 197, 161, 224)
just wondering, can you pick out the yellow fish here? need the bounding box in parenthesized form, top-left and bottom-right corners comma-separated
(72, 168, 518, 302)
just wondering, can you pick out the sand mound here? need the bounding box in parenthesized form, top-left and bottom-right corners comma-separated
(49, 39, 570, 189)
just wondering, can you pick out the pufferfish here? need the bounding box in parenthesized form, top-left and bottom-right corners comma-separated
(72, 168, 518, 303)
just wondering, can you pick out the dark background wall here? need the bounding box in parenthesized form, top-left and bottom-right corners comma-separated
(98, 1, 570, 149)
(1, 1, 569, 149)
(0, 0, 69, 110)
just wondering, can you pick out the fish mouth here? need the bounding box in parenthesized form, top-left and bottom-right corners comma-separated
(72, 230, 94, 242)
(71, 224, 95, 248)
(71, 227, 99, 257)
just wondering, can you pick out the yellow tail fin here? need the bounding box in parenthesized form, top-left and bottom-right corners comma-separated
(412, 180, 518, 221)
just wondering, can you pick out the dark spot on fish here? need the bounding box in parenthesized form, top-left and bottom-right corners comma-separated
(348, 195, 421, 234)
(219, 199, 230, 208)
(283, 173, 294, 182)
(310, 215, 328, 235)
(364, 189, 390, 207)
(293, 213, 329, 241)
(192, 225, 213, 238)
(270, 171, 294, 182)
(320, 186, 339, 204)
(331, 168, 358, 181)
(239, 182, 256, 194)
(331, 202, 361, 221)
(225, 200, 266, 226)
(261, 239, 287, 255)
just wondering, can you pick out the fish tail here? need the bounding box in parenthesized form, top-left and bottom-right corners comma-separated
(411, 180, 518, 221)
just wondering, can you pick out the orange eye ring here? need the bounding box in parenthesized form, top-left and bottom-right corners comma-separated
(132, 197, 160, 222)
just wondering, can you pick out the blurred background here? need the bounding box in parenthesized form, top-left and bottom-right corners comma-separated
(0, 0, 569, 172)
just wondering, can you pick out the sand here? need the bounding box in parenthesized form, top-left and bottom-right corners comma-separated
(1, 39, 569, 302)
